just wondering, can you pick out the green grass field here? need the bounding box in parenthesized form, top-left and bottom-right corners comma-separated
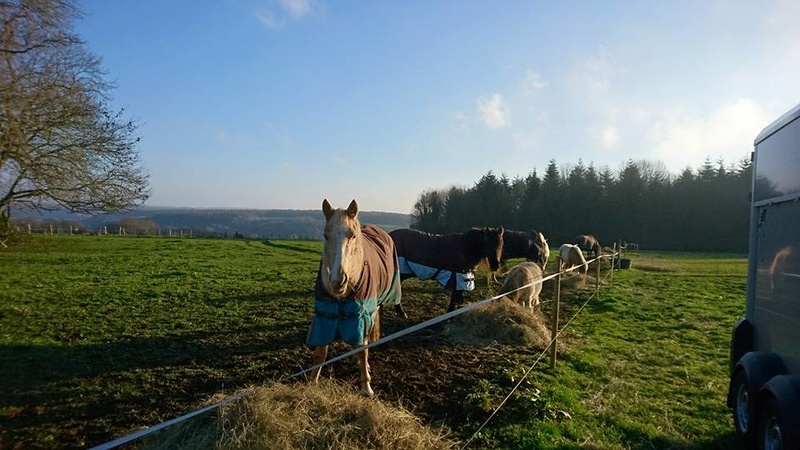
(0, 235, 747, 449)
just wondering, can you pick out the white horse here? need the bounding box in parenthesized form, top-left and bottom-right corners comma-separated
(537, 231, 550, 271)
(558, 243, 588, 275)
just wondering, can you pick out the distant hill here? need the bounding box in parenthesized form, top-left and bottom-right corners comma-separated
(10, 206, 411, 239)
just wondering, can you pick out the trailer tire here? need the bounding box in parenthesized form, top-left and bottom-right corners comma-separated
(732, 369, 757, 444)
(757, 396, 788, 450)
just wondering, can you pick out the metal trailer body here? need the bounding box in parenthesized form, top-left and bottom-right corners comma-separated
(729, 102, 800, 450)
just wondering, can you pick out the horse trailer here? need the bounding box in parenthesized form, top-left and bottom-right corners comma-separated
(728, 102, 800, 449)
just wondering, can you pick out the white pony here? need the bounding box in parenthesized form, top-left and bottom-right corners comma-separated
(557, 243, 588, 275)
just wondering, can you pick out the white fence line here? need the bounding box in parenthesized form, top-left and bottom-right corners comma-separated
(91, 251, 620, 450)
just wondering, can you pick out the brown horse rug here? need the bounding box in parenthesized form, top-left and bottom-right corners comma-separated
(307, 224, 402, 347)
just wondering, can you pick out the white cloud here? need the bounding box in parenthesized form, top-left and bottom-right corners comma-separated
(514, 130, 540, 148)
(256, 0, 314, 30)
(592, 126, 620, 149)
(477, 93, 510, 129)
(280, 0, 312, 19)
(524, 70, 547, 93)
(648, 98, 770, 171)
(256, 11, 283, 30)
(631, 107, 650, 123)
(572, 48, 612, 94)
(452, 111, 470, 132)
(215, 129, 227, 143)
(282, 161, 294, 170)
(602, 126, 620, 149)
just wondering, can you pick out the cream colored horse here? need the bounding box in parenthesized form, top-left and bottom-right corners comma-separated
(558, 243, 588, 275)
(308, 199, 401, 397)
(537, 231, 550, 271)
(498, 261, 544, 310)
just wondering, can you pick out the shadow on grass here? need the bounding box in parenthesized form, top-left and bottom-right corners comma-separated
(0, 324, 310, 448)
(544, 423, 744, 450)
(262, 240, 320, 255)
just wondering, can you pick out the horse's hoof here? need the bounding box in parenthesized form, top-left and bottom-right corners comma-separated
(395, 304, 408, 319)
(360, 385, 375, 397)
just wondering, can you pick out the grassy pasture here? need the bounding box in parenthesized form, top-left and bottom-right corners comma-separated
(1, 235, 747, 449)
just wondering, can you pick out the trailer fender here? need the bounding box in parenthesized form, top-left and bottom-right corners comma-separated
(728, 351, 786, 409)
(729, 318, 754, 373)
(755, 375, 800, 448)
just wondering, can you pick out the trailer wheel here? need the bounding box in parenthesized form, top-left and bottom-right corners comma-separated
(731, 370, 755, 443)
(757, 397, 786, 450)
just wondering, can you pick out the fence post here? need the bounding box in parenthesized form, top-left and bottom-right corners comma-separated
(28, 223, 32, 234)
(610, 243, 617, 281)
(550, 271, 561, 370)
(595, 253, 601, 294)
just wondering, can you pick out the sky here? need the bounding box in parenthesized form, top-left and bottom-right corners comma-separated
(74, 0, 800, 214)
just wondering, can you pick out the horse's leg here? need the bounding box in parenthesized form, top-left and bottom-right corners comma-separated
(355, 346, 373, 397)
(310, 345, 328, 384)
(357, 309, 380, 397)
(447, 290, 464, 312)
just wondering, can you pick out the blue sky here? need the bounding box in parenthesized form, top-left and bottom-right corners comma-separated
(75, 0, 800, 213)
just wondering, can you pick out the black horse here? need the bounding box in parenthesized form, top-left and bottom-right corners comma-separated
(490, 229, 549, 283)
(390, 227, 504, 312)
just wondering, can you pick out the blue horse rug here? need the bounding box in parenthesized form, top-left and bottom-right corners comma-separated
(307, 224, 402, 347)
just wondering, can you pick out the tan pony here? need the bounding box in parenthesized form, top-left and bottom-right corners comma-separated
(306, 199, 402, 397)
(497, 262, 544, 310)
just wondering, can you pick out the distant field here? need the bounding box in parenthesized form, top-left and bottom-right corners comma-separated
(0, 235, 747, 449)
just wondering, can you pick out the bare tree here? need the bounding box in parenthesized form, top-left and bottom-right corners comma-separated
(0, 0, 149, 231)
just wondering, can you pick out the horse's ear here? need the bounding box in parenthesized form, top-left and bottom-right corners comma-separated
(346, 199, 359, 218)
(322, 199, 334, 220)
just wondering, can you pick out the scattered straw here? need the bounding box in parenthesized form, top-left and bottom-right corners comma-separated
(138, 381, 458, 450)
(443, 297, 554, 348)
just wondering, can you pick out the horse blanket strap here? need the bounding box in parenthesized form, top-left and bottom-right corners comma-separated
(307, 225, 402, 347)
(396, 257, 475, 292)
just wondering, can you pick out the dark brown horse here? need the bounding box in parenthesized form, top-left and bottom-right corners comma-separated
(575, 234, 601, 261)
(390, 227, 504, 312)
(491, 229, 549, 283)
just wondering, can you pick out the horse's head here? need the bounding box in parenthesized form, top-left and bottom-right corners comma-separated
(483, 226, 504, 271)
(320, 199, 364, 300)
(533, 230, 550, 270)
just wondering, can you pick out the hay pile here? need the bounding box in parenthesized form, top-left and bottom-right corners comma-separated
(140, 381, 457, 450)
(443, 297, 554, 347)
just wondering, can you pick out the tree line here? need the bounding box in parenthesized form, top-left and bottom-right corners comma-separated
(410, 158, 752, 253)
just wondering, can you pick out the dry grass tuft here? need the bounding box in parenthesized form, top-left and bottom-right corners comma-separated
(139, 381, 458, 450)
(443, 298, 554, 348)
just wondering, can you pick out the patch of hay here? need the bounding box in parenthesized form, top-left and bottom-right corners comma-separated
(140, 381, 457, 450)
(443, 298, 553, 348)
